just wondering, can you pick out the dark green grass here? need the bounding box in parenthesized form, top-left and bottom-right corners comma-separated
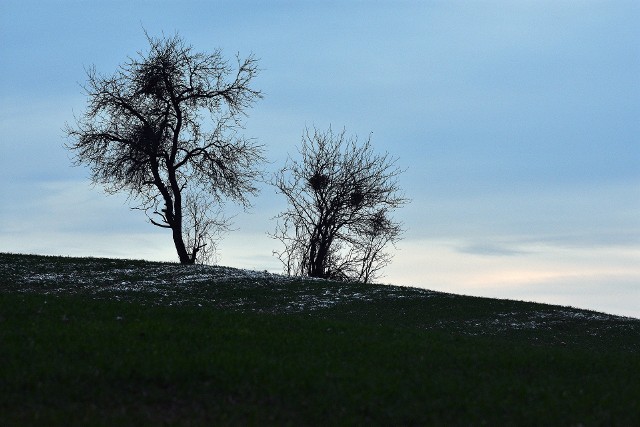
(1, 253, 639, 425)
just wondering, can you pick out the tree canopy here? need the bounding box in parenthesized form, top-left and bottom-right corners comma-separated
(272, 127, 408, 283)
(66, 33, 264, 264)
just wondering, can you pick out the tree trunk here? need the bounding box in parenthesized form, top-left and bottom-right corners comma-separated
(310, 240, 330, 279)
(169, 191, 194, 264)
(166, 162, 195, 264)
(172, 227, 194, 264)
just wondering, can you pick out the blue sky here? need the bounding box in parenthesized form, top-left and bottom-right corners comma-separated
(1, 1, 638, 317)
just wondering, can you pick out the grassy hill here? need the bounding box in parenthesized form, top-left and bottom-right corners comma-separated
(1, 252, 638, 425)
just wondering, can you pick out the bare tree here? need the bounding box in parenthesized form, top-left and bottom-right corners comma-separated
(272, 126, 408, 283)
(65, 32, 264, 264)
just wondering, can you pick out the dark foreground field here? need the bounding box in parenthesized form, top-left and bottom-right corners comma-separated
(1, 253, 639, 425)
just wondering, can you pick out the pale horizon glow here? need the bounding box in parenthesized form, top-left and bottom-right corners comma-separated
(1, 1, 638, 318)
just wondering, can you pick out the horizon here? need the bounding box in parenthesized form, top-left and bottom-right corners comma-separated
(1, 1, 638, 318)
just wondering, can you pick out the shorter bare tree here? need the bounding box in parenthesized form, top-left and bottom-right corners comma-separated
(272, 126, 408, 283)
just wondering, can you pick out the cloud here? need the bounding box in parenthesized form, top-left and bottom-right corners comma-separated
(404, 180, 640, 249)
(385, 237, 640, 318)
(3, 181, 138, 232)
(457, 242, 529, 257)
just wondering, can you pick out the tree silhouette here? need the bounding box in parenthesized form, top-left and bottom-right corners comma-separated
(66, 33, 264, 264)
(272, 126, 408, 283)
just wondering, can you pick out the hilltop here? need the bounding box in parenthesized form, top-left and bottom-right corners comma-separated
(1, 252, 639, 425)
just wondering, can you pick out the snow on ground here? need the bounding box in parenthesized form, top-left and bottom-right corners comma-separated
(1, 255, 436, 312)
(1, 254, 637, 337)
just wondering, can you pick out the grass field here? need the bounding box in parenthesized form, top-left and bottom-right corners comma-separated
(1, 253, 639, 425)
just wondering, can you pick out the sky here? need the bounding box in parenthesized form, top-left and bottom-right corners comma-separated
(1, 1, 638, 317)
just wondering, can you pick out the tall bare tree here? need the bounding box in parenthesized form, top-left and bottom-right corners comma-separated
(65, 33, 264, 264)
(272, 126, 408, 283)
